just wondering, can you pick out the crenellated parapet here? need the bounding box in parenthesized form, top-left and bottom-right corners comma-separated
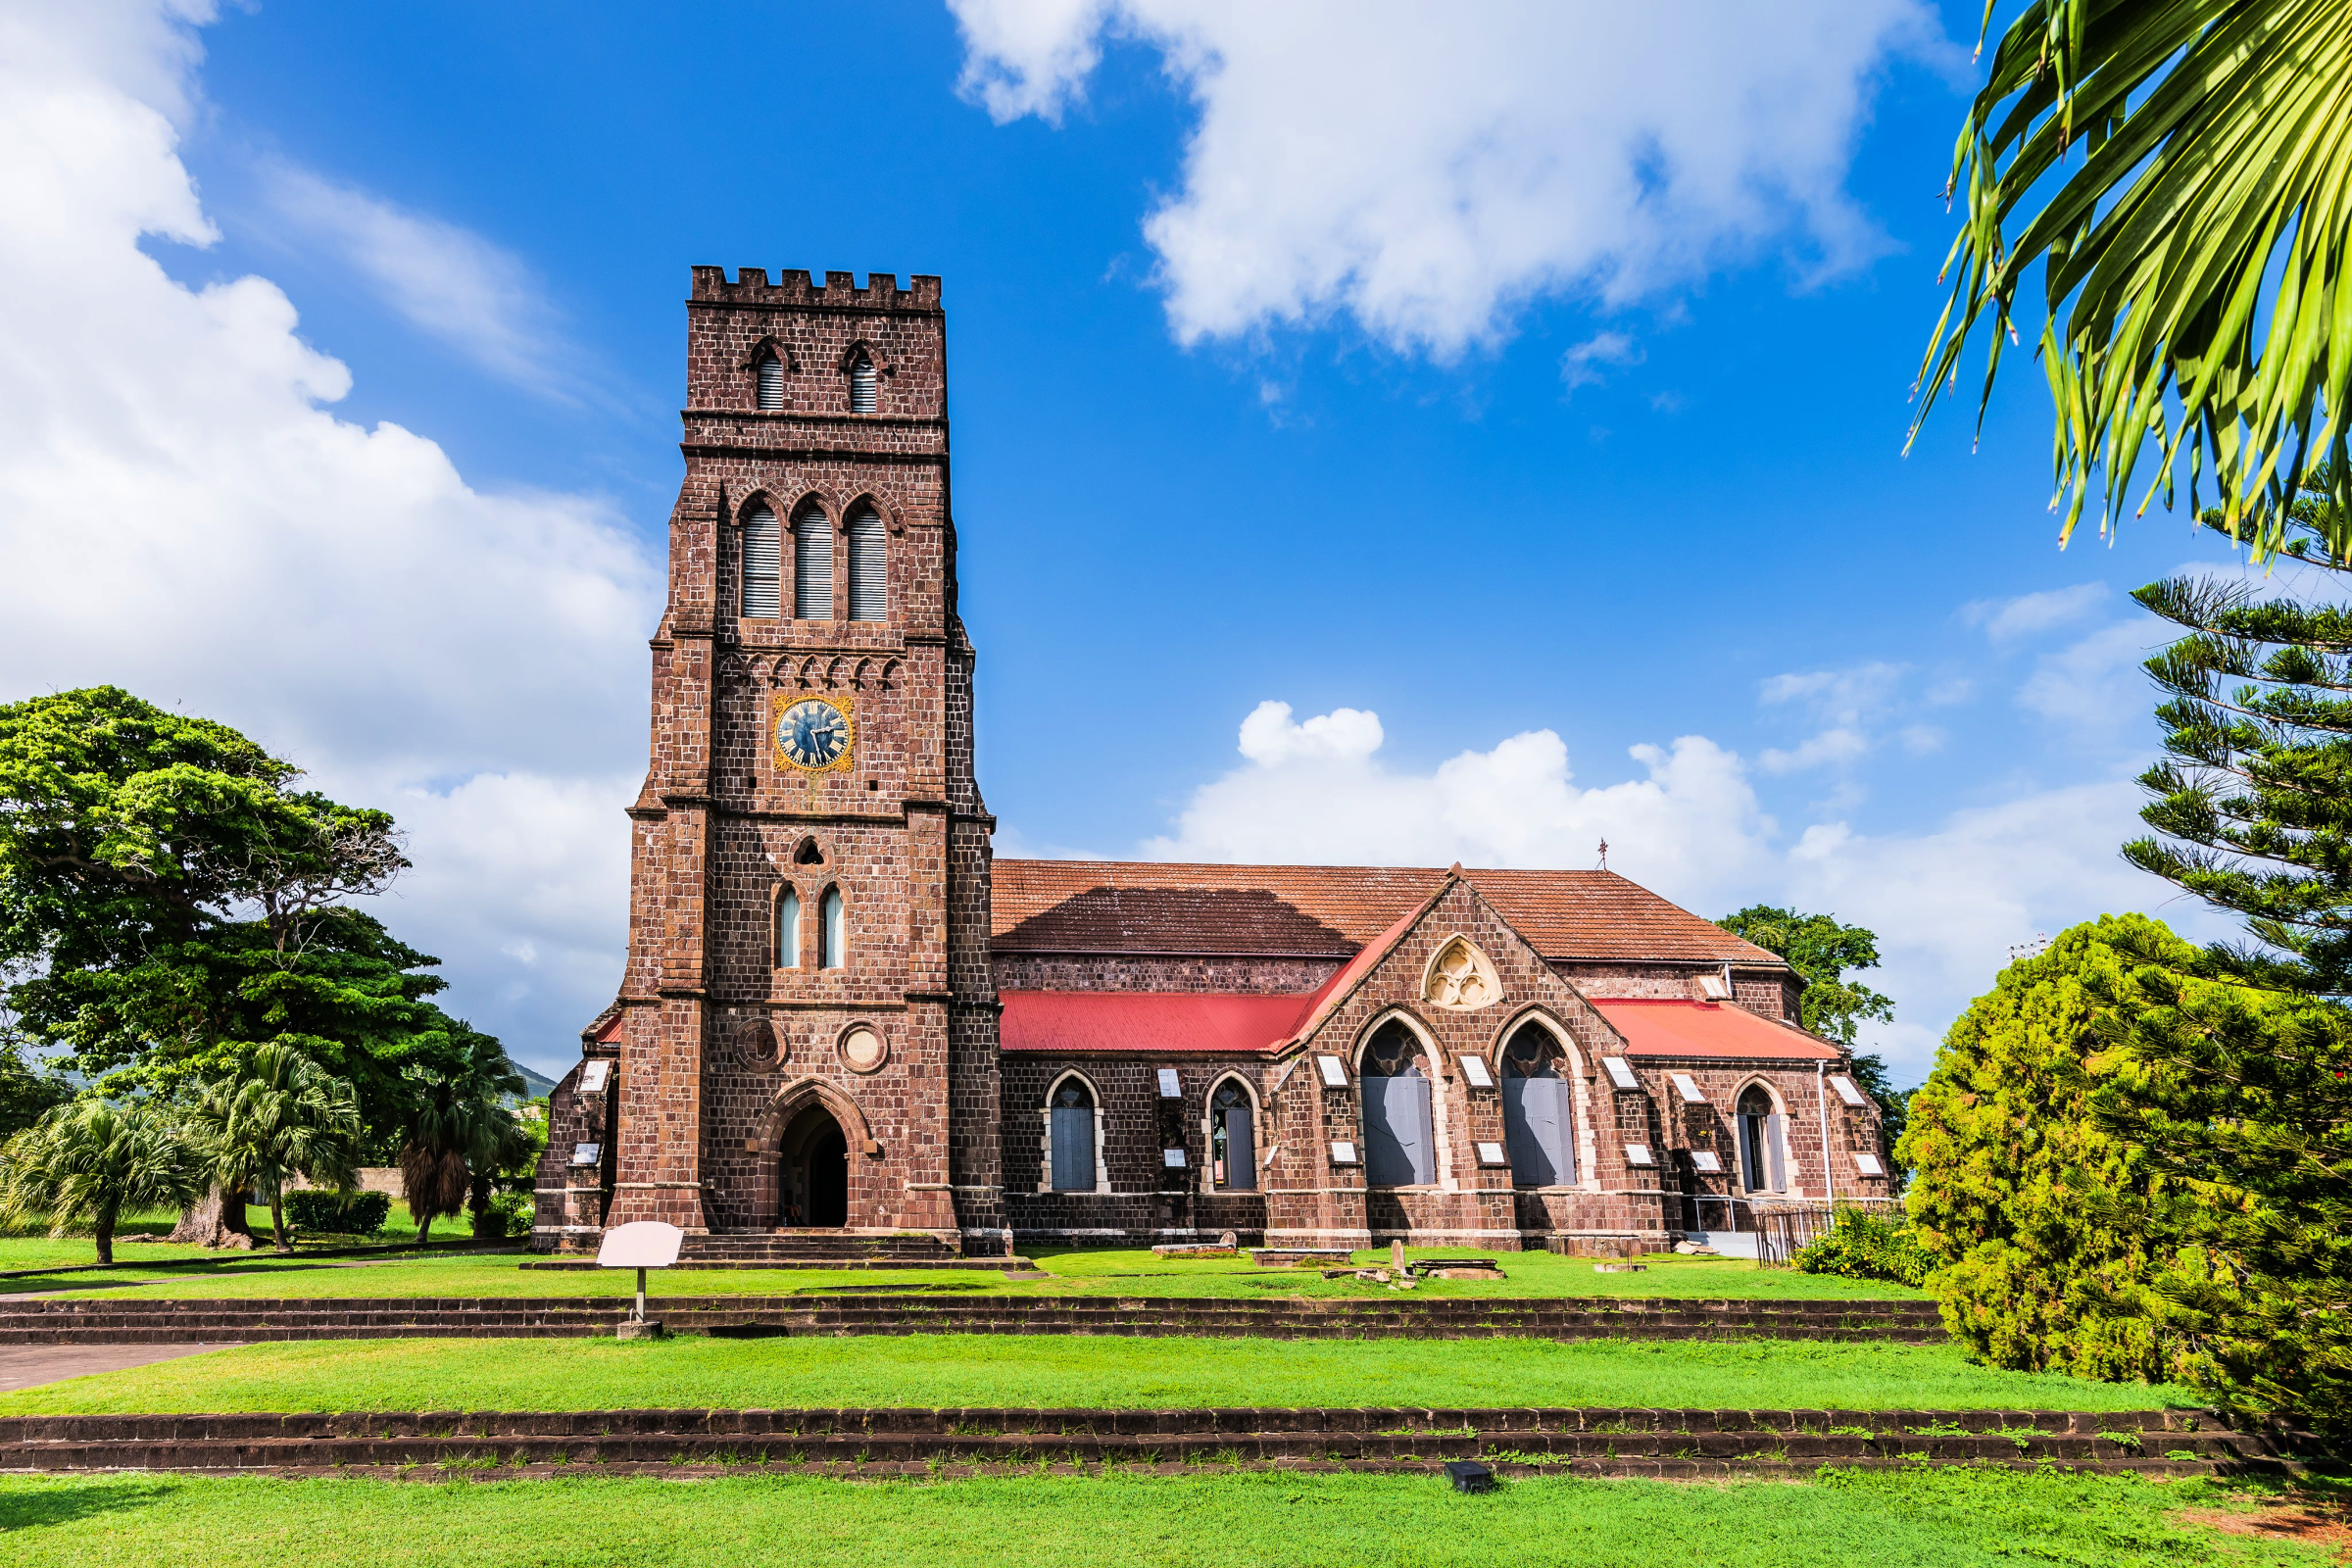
(689, 267, 942, 312)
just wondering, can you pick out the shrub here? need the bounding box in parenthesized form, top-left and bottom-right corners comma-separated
(470, 1191, 531, 1240)
(283, 1189, 390, 1237)
(1791, 1207, 1936, 1288)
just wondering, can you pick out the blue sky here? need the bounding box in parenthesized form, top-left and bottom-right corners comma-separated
(0, 1, 2261, 1081)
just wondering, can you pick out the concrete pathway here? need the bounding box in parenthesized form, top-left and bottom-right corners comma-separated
(0, 1341, 232, 1393)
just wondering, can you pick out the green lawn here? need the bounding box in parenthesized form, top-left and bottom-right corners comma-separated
(0, 1205, 486, 1273)
(8, 1246, 1922, 1301)
(0, 1469, 2330, 1568)
(0, 1334, 2192, 1416)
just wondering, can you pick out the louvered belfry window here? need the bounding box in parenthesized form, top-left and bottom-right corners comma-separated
(847, 505, 886, 621)
(794, 505, 832, 619)
(755, 347, 784, 411)
(849, 351, 877, 414)
(740, 504, 781, 618)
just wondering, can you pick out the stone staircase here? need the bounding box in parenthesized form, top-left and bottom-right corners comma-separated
(672, 1233, 970, 1267)
(0, 1294, 1947, 1344)
(0, 1404, 2310, 1480)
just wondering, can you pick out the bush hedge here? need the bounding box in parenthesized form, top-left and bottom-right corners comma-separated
(283, 1190, 390, 1238)
(1791, 1207, 1936, 1288)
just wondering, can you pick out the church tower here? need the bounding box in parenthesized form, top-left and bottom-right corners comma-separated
(602, 268, 1002, 1253)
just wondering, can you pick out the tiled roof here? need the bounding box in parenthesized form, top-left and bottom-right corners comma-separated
(992, 860, 1778, 966)
(1589, 999, 1839, 1061)
(999, 991, 1318, 1054)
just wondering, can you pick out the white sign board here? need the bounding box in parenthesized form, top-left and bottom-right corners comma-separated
(1601, 1056, 1641, 1091)
(1315, 1054, 1348, 1088)
(1669, 1072, 1706, 1103)
(1476, 1141, 1508, 1166)
(1854, 1152, 1886, 1177)
(1690, 1151, 1723, 1173)
(577, 1059, 611, 1094)
(1156, 1067, 1182, 1098)
(1623, 1143, 1653, 1167)
(597, 1220, 684, 1269)
(1458, 1055, 1494, 1090)
(1328, 1140, 1359, 1165)
(1162, 1148, 1187, 1168)
(1829, 1074, 1868, 1107)
(569, 1142, 602, 1166)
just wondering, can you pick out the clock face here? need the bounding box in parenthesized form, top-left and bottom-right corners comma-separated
(776, 697, 853, 772)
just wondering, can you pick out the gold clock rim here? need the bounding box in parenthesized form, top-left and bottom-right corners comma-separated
(772, 692, 857, 775)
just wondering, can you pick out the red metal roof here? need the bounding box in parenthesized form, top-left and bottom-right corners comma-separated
(1589, 999, 1839, 1061)
(991, 860, 1778, 966)
(999, 990, 1316, 1054)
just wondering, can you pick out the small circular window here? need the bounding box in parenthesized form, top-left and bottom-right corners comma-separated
(840, 1025, 886, 1074)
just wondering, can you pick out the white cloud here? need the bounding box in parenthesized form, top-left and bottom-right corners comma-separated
(1561, 331, 1642, 390)
(1963, 582, 2109, 641)
(1759, 726, 1868, 775)
(2016, 621, 2156, 734)
(0, 3, 656, 1071)
(262, 163, 595, 401)
(949, 0, 1947, 354)
(1759, 662, 1906, 722)
(1145, 703, 1775, 909)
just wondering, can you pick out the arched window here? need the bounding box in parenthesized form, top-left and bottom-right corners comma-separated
(1737, 1084, 1785, 1192)
(1499, 1021, 1574, 1187)
(777, 886, 802, 969)
(740, 504, 781, 619)
(794, 505, 832, 619)
(818, 887, 845, 970)
(1210, 1079, 1255, 1192)
(1359, 1019, 1435, 1187)
(755, 346, 784, 411)
(847, 505, 886, 621)
(849, 351, 877, 414)
(1049, 1077, 1096, 1191)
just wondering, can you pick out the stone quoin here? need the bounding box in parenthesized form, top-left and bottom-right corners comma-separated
(534, 269, 1890, 1258)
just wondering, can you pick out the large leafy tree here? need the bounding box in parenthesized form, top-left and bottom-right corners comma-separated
(1911, 0, 2352, 560)
(0, 1037, 68, 1144)
(0, 1098, 203, 1265)
(1716, 906, 1910, 1169)
(0, 688, 514, 1243)
(183, 1044, 366, 1253)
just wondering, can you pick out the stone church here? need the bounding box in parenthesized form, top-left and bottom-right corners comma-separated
(533, 269, 1891, 1260)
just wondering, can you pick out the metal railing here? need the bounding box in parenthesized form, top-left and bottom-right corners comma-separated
(1749, 1199, 1903, 1268)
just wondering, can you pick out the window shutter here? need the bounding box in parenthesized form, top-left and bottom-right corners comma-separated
(1364, 1075, 1434, 1186)
(847, 506, 886, 620)
(794, 509, 832, 618)
(740, 506, 781, 618)
(850, 354, 877, 414)
(756, 351, 784, 411)
(1764, 1112, 1788, 1191)
(1051, 1106, 1094, 1190)
(1224, 1102, 1255, 1191)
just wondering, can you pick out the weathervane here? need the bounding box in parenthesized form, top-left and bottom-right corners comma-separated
(1596, 838, 1608, 871)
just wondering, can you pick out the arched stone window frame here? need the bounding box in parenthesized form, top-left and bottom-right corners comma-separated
(732, 490, 785, 622)
(1350, 1008, 1457, 1192)
(1484, 1006, 1598, 1193)
(773, 881, 806, 972)
(737, 335, 799, 412)
(1199, 1071, 1262, 1195)
(1038, 1067, 1109, 1195)
(1731, 1075, 1791, 1196)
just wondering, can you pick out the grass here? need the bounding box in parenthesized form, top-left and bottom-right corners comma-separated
(0, 1469, 2334, 1567)
(0, 1334, 2193, 1416)
(0, 1205, 484, 1273)
(5, 1246, 1923, 1301)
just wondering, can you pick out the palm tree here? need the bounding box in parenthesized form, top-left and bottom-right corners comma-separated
(185, 1044, 365, 1253)
(398, 1026, 525, 1247)
(1910, 0, 2352, 561)
(0, 1098, 203, 1265)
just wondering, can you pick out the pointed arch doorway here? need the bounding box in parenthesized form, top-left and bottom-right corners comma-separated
(779, 1102, 849, 1228)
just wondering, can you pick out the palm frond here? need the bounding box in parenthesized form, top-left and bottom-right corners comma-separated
(1911, 0, 2352, 562)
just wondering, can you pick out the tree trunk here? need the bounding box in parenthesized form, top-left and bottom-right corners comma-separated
(416, 1213, 433, 1249)
(170, 1185, 256, 1250)
(93, 1201, 116, 1267)
(268, 1190, 292, 1253)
